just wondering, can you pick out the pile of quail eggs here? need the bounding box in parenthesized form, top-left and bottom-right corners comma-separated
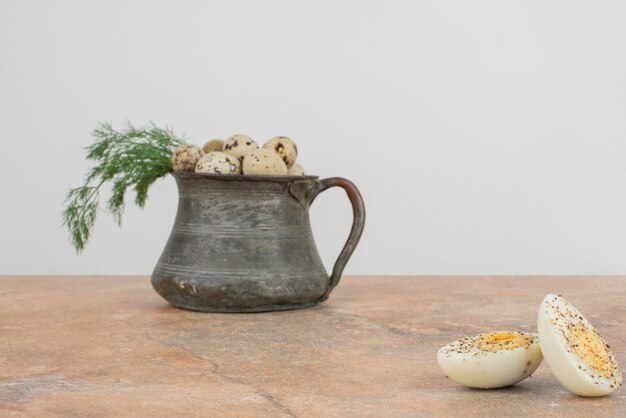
(171, 135, 306, 176)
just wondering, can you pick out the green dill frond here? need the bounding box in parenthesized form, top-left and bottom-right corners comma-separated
(63, 186, 100, 252)
(63, 121, 184, 252)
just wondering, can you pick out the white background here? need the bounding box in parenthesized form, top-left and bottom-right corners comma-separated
(1, 1, 625, 275)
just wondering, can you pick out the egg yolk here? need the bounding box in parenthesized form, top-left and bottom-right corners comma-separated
(567, 323, 613, 378)
(476, 332, 535, 352)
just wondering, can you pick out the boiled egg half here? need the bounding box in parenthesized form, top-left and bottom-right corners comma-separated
(437, 331, 543, 388)
(537, 294, 622, 397)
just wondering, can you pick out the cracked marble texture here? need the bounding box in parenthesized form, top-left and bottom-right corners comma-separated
(1, 276, 625, 417)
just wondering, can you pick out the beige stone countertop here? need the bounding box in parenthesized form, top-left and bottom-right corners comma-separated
(1, 275, 624, 417)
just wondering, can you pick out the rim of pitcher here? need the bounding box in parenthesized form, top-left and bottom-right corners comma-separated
(172, 172, 320, 182)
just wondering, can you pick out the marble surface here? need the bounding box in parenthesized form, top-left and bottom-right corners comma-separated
(1, 275, 624, 417)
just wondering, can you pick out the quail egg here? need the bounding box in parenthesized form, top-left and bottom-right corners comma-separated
(288, 163, 307, 176)
(263, 136, 298, 168)
(537, 294, 622, 397)
(202, 139, 224, 154)
(437, 331, 543, 389)
(223, 134, 258, 160)
(171, 144, 203, 173)
(242, 148, 288, 176)
(195, 152, 241, 175)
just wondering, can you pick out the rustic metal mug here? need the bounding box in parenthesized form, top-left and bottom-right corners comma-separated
(151, 172, 365, 312)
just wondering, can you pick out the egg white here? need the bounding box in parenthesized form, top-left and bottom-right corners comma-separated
(537, 294, 622, 397)
(437, 331, 543, 389)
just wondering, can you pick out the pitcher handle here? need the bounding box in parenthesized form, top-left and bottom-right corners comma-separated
(309, 177, 366, 302)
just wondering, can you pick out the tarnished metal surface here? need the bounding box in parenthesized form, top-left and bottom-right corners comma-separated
(151, 173, 365, 312)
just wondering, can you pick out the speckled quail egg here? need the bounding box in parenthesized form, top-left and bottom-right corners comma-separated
(223, 134, 258, 160)
(263, 136, 298, 168)
(195, 152, 241, 175)
(437, 331, 543, 389)
(171, 144, 203, 173)
(202, 139, 224, 154)
(538, 294, 622, 397)
(242, 148, 288, 176)
(288, 163, 307, 176)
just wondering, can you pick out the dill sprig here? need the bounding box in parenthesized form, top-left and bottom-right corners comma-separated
(63, 121, 184, 252)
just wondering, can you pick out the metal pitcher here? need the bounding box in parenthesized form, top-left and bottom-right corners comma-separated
(151, 172, 365, 312)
